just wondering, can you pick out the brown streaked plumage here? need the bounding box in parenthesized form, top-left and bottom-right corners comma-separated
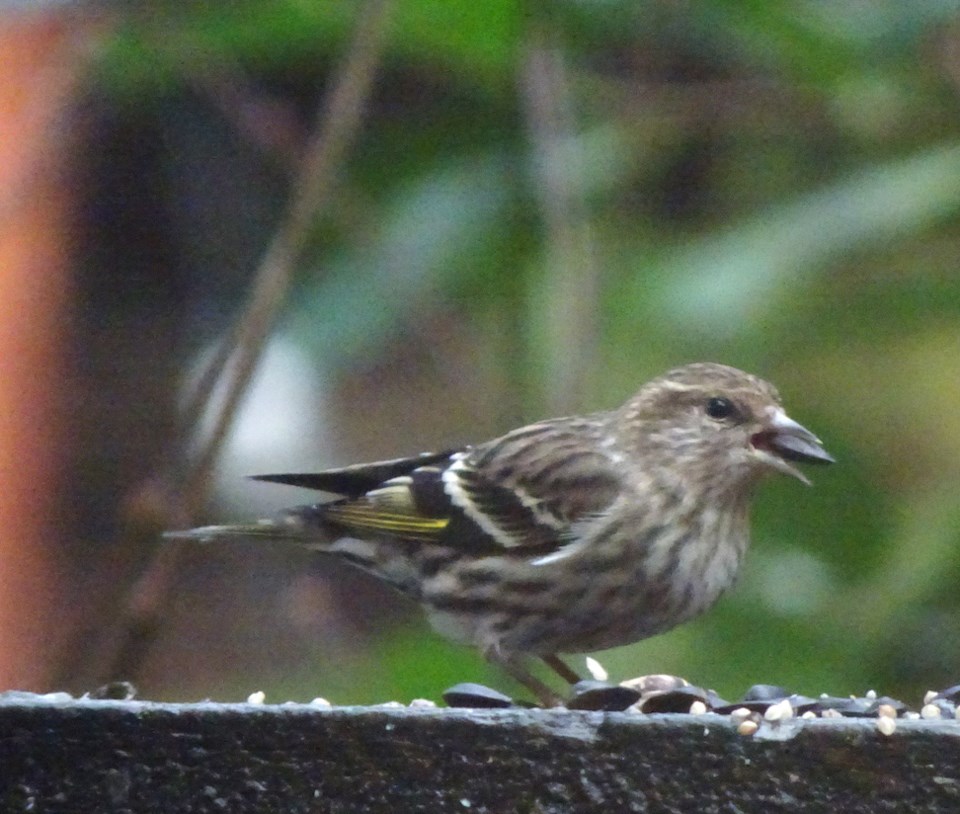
(169, 362, 833, 705)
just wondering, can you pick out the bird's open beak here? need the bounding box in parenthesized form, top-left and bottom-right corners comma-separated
(750, 409, 834, 485)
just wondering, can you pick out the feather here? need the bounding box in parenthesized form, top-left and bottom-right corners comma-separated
(252, 450, 457, 497)
(249, 420, 624, 562)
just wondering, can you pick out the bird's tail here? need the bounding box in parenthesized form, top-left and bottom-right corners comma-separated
(163, 505, 335, 547)
(165, 505, 429, 599)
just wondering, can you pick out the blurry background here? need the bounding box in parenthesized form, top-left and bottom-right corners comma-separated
(4, 0, 960, 705)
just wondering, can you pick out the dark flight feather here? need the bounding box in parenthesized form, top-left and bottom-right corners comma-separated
(252, 450, 458, 497)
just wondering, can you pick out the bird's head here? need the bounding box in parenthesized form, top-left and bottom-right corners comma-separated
(618, 362, 834, 495)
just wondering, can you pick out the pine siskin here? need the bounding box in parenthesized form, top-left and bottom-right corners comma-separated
(170, 362, 833, 705)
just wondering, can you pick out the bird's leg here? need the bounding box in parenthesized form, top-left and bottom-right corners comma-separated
(487, 650, 564, 707)
(541, 654, 581, 685)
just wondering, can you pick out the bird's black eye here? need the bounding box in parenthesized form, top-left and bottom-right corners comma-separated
(705, 396, 736, 420)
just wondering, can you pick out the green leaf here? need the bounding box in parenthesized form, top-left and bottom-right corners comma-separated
(634, 142, 960, 340)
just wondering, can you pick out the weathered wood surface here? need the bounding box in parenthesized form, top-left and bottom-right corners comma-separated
(2, 693, 959, 812)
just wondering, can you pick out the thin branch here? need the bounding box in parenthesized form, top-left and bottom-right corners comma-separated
(177, 321, 242, 441)
(189, 68, 305, 170)
(184, 0, 393, 510)
(96, 0, 393, 686)
(521, 24, 600, 416)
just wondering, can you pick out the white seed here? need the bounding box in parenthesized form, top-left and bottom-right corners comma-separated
(246, 691, 266, 705)
(924, 690, 938, 705)
(821, 709, 843, 719)
(876, 716, 896, 736)
(903, 711, 921, 720)
(689, 700, 707, 715)
(585, 656, 608, 682)
(865, 689, 877, 700)
(737, 719, 759, 736)
(921, 703, 942, 719)
(729, 707, 753, 725)
(764, 699, 794, 722)
(801, 711, 817, 719)
(409, 698, 437, 709)
(876, 704, 897, 719)
(310, 697, 332, 708)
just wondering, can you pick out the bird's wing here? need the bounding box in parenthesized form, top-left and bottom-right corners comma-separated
(255, 451, 473, 546)
(253, 419, 624, 558)
(443, 418, 623, 555)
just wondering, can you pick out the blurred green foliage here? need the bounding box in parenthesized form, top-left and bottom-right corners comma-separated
(95, 0, 960, 705)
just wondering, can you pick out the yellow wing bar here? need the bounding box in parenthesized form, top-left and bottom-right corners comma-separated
(324, 502, 449, 540)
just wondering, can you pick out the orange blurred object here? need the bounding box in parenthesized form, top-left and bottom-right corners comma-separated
(0, 12, 95, 689)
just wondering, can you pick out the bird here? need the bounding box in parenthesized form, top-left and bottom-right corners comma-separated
(168, 362, 833, 705)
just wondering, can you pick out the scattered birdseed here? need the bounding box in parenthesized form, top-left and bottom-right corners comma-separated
(585, 656, 609, 682)
(310, 697, 332, 708)
(764, 699, 794, 722)
(921, 703, 942, 719)
(637, 686, 711, 714)
(409, 698, 437, 708)
(876, 704, 897, 719)
(866, 696, 908, 717)
(737, 719, 759, 736)
(377, 701, 405, 709)
(801, 711, 817, 720)
(876, 716, 896, 736)
(246, 691, 266, 705)
(689, 700, 707, 715)
(442, 683, 514, 709)
(865, 689, 877, 701)
(936, 684, 960, 703)
(903, 711, 920, 720)
(620, 674, 690, 695)
(786, 695, 820, 715)
(729, 707, 753, 725)
(568, 681, 641, 711)
(821, 709, 843, 719)
(924, 690, 938, 705)
(822, 696, 873, 717)
(744, 684, 790, 702)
